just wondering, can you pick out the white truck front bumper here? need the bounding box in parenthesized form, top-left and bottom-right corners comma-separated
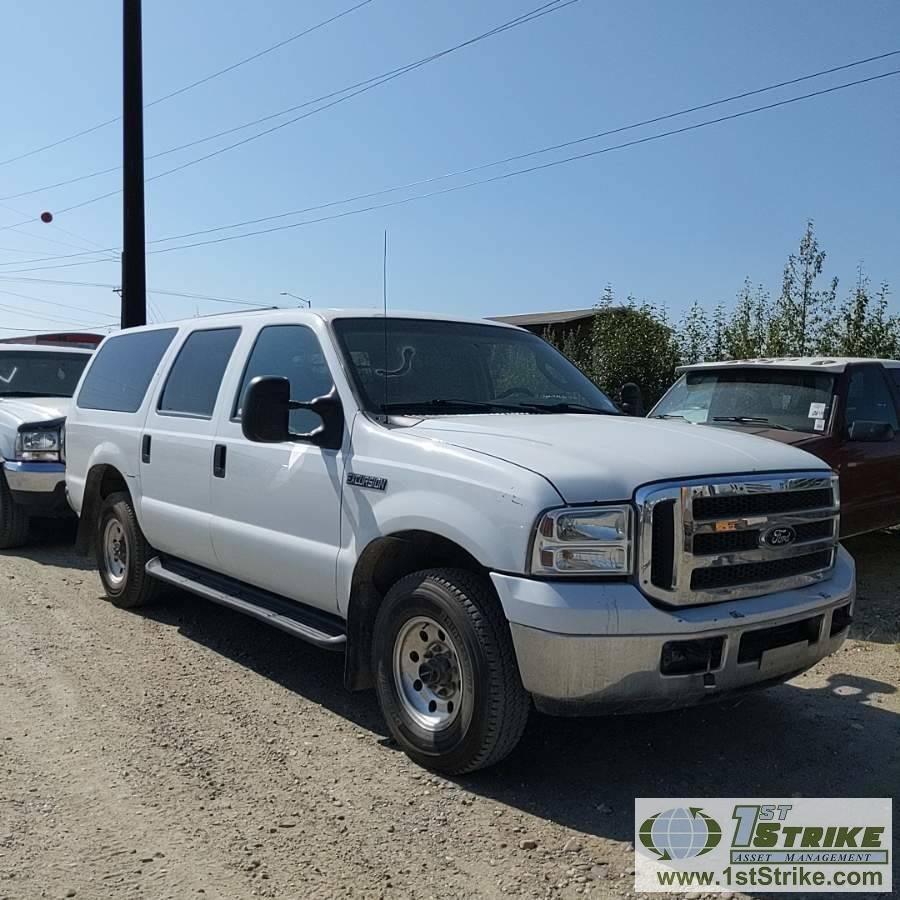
(490, 545, 855, 715)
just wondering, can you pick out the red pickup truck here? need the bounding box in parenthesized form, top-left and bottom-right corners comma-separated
(650, 357, 900, 537)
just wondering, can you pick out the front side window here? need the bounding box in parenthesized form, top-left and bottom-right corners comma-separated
(235, 325, 334, 433)
(332, 318, 617, 416)
(159, 328, 240, 418)
(845, 367, 900, 432)
(652, 368, 836, 434)
(887, 368, 900, 396)
(77, 329, 177, 413)
(0, 351, 89, 398)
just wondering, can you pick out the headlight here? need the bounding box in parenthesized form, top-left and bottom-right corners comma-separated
(15, 428, 62, 461)
(530, 505, 633, 576)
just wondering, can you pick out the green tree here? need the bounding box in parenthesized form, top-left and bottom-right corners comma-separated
(678, 301, 713, 364)
(820, 266, 900, 358)
(723, 279, 772, 359)
(770, 220, 838, 356)
(585, 296, 682, 405)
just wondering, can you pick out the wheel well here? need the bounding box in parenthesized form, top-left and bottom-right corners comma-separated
(344, 531, 490, 691)
(74, 464, 130, 555)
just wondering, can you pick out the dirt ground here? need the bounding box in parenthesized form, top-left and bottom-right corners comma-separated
(0, 526, 897, 900)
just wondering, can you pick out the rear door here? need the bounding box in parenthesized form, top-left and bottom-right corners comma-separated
(139, 327, 241, 567)
(208, 322, 346, 613)
(835, 363, 900, 534)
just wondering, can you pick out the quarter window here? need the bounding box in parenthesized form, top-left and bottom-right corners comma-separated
(235, 325, 334, 433)
(159, 328, 240, 418)
(77, 328, 177, 413)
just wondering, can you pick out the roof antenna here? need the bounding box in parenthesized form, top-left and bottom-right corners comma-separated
(382, 229, 388, 420)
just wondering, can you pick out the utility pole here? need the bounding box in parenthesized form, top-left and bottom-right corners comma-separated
(121, 0, 146, 328)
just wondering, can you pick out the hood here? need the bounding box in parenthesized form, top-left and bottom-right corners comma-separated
(0, 396, 72, 429)
(409, 414, 830, 503)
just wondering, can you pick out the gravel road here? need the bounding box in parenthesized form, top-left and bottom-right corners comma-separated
(1, 526, 897, 900)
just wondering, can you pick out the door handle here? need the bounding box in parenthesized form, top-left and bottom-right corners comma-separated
(141, 434, 152, 463)
(213, 444, 227, 478)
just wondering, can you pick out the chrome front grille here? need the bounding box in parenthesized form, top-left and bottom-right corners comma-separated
(637, 472, 840, 606)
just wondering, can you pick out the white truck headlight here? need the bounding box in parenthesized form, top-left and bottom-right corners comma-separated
(15, 428, 62, 462)
(530, 505, 633, 576)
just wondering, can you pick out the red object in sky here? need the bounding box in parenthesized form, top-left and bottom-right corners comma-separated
(40, 211, 53, 223)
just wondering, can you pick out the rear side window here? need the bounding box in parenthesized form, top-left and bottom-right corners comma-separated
(159, 328, 240, 418)
(77, 329, 177, 413)
(889, 368, 900, 395)
(234, 325, 333, 433)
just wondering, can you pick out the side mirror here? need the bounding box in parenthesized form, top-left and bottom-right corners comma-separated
(847, 420, 895, 442)
(242, 376, 292, 443)
(293, 386, 345, 451)
(619, 382, 645, 417)
(241, 376, 345, 451)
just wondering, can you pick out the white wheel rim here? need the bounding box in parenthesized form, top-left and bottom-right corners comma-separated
(393, 616, 464, 732)
(103, 518, 128, 587)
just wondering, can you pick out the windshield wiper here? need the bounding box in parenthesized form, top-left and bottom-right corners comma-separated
(380, 399, 530, 415)
(712, 415, 797, 432)
(651, 413, 685, 419)
(517, 401, 621, 416)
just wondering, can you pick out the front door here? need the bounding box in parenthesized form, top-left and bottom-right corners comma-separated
(209, 323, 346, 613)
(835, 363, 900, 535)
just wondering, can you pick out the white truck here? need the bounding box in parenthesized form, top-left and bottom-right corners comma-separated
(64, 310, 855, 772)
(0, 343, 93, 547)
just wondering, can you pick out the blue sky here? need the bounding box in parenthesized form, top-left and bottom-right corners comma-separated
(0, 0, 898, 335)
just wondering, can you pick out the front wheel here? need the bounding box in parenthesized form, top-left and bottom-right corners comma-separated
(373, 568, 530, 774)
(0, 470, 29, 549)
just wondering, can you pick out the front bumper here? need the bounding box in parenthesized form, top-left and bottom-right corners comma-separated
(491, 545, 855, 715)
(2, 461, 70, 515)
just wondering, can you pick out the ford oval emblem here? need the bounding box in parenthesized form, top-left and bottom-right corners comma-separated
(762, 525, 797, 547)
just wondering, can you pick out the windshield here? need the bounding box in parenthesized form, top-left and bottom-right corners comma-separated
(332, 318, 618, 416)
(652, 368, 837, 433)
(0, 351, 90, 398)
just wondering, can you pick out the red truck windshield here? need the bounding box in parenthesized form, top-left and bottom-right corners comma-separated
(653, 368, 837, 434)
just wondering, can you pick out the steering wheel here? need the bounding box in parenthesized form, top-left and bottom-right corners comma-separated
(495, 387, 532, 400)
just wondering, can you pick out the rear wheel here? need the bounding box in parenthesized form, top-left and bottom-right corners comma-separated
(0, 470, 29, 549)
(373, 568, 529, 774)
(96, 492, 160, 608)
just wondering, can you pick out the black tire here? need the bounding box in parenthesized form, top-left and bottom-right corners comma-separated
(96, 491, 160, 609)
(0, 470, 29, 549)
(373, 568, 530, 774)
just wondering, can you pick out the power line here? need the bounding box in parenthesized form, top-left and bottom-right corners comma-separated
(0, 0, 578, 230)
(0, 286, 118, 318)
(4, 59, 898, 270)
(0, 323, 112, 334)
(0, 274, 265, 307)
(0, 300, 94, 328)
(0, 0, 577, 205)
(0, 0, 377, 170)
(137, 67, 900, 256)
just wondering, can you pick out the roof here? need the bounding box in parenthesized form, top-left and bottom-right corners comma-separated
(678, 356, 900, 374)
(0, 342, 93, 355)
(489, 308, 597, 328)
(90, 307, 525, 336)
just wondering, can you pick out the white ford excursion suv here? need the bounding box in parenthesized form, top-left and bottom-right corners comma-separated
(0, 343, 93, 547)
(65, 310, 855, 773)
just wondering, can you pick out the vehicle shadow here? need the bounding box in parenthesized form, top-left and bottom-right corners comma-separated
(0, 520, 95, 572)
(843, 532, 900, 644)
(138, 586, 899, 848)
